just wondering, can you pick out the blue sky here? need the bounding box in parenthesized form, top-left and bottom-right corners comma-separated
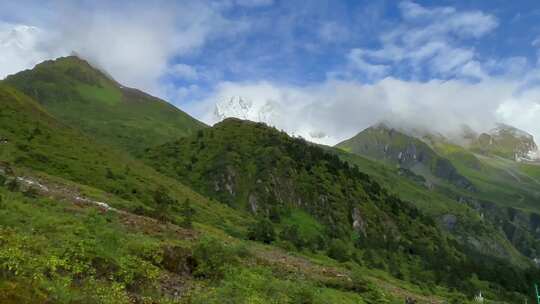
(1, 0, 540, 144)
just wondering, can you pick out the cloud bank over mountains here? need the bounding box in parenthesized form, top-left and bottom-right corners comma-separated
(1, 1, 540, 144)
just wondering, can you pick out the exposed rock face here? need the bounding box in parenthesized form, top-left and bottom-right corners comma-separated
(441, 214, 458, 231)
(458, 195, 540, 259)
(336, 124, 475, 191)
(248, 193, 259, 214)
(473, 123, 540, 162)
(352, 207, 367, 237)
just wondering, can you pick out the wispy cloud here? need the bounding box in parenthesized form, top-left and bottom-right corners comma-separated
(191, 1, 540, 145)
(346, 1, 498, 80)
(0, 0, 249, 96)
(0, 22, 61, 78)
(2, 1, 540, 144)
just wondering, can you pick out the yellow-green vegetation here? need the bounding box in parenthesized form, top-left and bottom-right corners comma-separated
(0, 172, 484, 304)
(1, 60, 538, 303)
(328, 145, 532, 265)
(336, 125, 474, 190)
(3, 56, 205, 154)
(333, 123, 540, 265)
(143, 118, 535, 301)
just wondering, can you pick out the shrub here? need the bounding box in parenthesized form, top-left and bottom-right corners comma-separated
(153, 186, 176, 221)
(327, 239, 350, 262)
(193, 237, 235, 280)
(105, 168, 115, 180)
(291, 284, 316, 304)
(23, 187, 39, 198)
(180, 198, 195, 228)
(350, 265, 370, 292)
(247, 217, 276, 244)
(279, 224, 305, 250)
(116, 255, 160, 290)
(6, 179, 19, 192)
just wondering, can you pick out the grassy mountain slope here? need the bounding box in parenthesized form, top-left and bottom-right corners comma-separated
(470, 123, 539, 161)
(0, 84, 254, 234)
(0, 83, 167, 205)
(3, 56, 205, 154)
(338, 124, 540, 262)
(143, 118, 538, 299)
(326, 146, 529, 266)
(0, 176, 485, 304)
(1, 68, 537, 302)
(0, 86, 497, 303)
(336, 124, 474, 191)
(433, 142, 540, 258)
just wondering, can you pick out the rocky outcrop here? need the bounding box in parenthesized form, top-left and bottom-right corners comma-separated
(458, 195, 540, 259)
(352, 207, 367, 237)
(472, 123, 540, 162)
(441, 214, 457, 231)
(337, 125, 475, 191)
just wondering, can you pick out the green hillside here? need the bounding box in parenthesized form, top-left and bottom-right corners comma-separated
(337, 124, 540, 263)
(0, 86, 506, 303)
(1, 72, 538, 302)
(336, 124, 474, 191)
(0, 84, 253, 231)
(469, 123, 539, 161)
(3, 56, 205, 154)
(325, 145, 529, 266)
(143, 118, 537, 300)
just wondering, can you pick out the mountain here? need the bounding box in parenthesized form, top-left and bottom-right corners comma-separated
(337, 122, 540, 265)
(213, 96, 280, 125)
(336, 123, 475, 191)
(3, 56, 205, 154)
(0, 83, 225, 214)
(143, 118, 540, 299)
(470, 123, 540, 162)
(212, 95, 332, 144)
(2, 56, 540, 302)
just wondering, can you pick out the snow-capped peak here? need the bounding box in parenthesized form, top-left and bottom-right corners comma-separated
(489, 123, 533, 141)
(213, 96, 280, 126)
(488, 123, 540, 162)
(212, 95, 334, 145)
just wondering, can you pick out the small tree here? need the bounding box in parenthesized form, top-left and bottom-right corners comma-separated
(247, 217, 276, 244)
(279, 224, 304, 250)
(6, 179, 19, 192)
(105, 168, 115, 180)
(327, 239, 350, 262)
(153, 186, 176, 220)
(350, 265, 370, 292)
(193, 237, 235, 280)
(180, 198, 195, 228)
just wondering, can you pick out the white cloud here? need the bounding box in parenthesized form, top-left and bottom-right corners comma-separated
(55, 1, 245, 96)
(191, 76, 540, 145)
(347, 49, 389, 79)
(318, 22, 350, 44)
(169, 63, 199, 80)
(0, 1, 247, 97)
(533, 36, 540, 47)
(0, 22, 61, 78)
(496, 90, 540, 142)
(398, 1, 497, 38)
(348, 1, 498, 80)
